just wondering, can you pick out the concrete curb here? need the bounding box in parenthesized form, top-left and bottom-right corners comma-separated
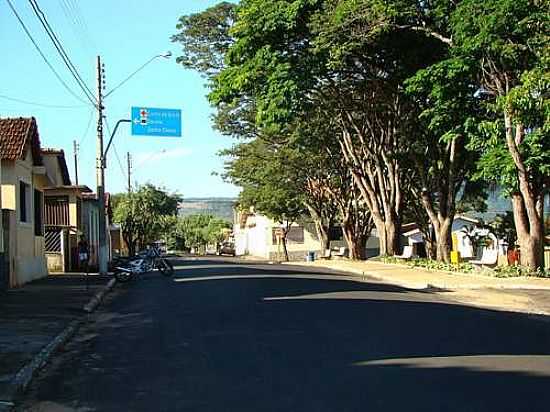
(0, 277, 117, 408)
(286, 261, 550, 291)
(83, 278, 116, 313)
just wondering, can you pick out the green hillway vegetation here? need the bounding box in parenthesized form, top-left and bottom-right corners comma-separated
(171, 0, 549, 274)
(112, 184, 231, 256)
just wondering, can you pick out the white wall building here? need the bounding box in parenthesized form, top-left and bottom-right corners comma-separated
(233, 210, 323, 261)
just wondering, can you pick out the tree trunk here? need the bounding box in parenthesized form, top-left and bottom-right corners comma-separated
(281, 235, 290, 262)
(512, 193, 543, 269)
(425, 238, 436, 260)
(435, 217, 452, 263)
(504, 112, 544, 270)
(343, 223, 366, 260)
(372, 217, 387, 256)
(317, 223, 330, 251)
(385, 218, 400, 256)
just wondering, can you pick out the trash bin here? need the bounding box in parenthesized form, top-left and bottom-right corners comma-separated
(307, 251, 315, 262)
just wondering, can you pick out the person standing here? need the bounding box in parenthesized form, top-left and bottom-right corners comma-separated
(78, 235, 89, 273)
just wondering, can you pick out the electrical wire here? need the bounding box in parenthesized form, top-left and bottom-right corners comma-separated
(4, 0, 91, 105)
(78, 108, 95, 145)
(57, 0, 90, 57)
(65, 0, 94, 49)
(0, 93, 87, 108)
(27, 0, 98, 106)
(104, 120, 128, 180)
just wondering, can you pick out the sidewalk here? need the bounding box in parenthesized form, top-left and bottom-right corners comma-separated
(289, 259, 550, 316)
(0, 274, 112, 408)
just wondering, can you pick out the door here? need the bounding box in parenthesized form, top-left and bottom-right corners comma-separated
(1, 210, 11, 291)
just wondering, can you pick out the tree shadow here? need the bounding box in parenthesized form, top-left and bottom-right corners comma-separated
(25, 260, 550, 412)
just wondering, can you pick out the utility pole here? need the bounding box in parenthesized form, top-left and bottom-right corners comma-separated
(73, 140, 79, 186)
(127, 152, 132, 193)
(96, 56, 108, 274)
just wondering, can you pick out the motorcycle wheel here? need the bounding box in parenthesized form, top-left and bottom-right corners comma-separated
(114, 270, 133, 283)
(159, 259, 174, 276)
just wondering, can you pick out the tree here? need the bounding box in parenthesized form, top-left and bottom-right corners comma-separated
(113, 184, 182, 256)
(452, 0, 549, 269)
(178, 214, 231, 251)
(223, 139, 307, 261)
(404, 58, 485, 262)
(171, 2, 236, 79)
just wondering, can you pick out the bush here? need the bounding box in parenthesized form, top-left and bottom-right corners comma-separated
(382, 256, 550, 278)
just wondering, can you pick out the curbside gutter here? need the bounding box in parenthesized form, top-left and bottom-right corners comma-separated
(0, 278, 118, 410)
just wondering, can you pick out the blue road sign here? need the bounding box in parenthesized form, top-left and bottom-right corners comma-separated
(131, 107, 182, 137)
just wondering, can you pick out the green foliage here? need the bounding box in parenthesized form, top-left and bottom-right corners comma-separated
(178, 214, 231, 250)
(492, 265, 550, 278)
(382, 256, 476, 273)
(113, 184, 182, 255)
(222, 139, 306, 225)
(171, 2, 236, 78)
(175, 0, 548, 266)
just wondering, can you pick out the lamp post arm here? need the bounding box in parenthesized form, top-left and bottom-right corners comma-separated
(104, 118, 131, 160)
(103, 56, 158, 98)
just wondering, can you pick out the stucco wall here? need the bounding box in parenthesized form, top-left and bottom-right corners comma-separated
(234, 214, 322, 260)
(1, 149, 47, 286)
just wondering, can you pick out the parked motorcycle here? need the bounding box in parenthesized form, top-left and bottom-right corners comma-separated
(113, 245, 174, 282)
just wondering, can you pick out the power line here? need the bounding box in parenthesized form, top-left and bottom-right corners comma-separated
(0, 93, 87, 108)
(104, 120, 128, 180)
(78, 108, 95, 145)
(4, 0, 90, 105)
(57, 0, 90, 56)
(27, 0, 98, 106)
(65, 0, 94, 48)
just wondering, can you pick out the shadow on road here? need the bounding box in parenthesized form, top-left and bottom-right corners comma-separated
(21, 258, 550, 411)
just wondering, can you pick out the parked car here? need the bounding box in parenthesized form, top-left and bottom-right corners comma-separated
(217, 242, 236, 256)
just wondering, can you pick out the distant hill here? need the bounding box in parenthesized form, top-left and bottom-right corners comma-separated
(177, 198, 236, 222)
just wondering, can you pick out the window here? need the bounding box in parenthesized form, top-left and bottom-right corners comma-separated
(272, 226, 305, 245)
(19, 181, 30, 223)
(34, 190, 44, 236)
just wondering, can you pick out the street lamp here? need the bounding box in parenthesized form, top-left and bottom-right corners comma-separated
(95, 52, 171, 273)
(103, 51, 172, 98)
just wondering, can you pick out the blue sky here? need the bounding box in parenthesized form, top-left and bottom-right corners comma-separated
(0, 0, 239, 198)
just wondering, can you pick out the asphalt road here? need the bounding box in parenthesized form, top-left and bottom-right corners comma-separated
(19, 258, 550, 411)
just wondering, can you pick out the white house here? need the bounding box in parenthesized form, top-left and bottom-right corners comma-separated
(233, 209, 323, 261)
(402, 215, 497, 259)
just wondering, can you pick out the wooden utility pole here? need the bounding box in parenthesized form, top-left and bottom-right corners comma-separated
(127, 152, 132, 193)
(73, 140, 79, 186)
(96, 55, 108, 274)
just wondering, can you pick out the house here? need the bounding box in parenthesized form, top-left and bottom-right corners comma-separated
(81, 192, 101, 270)
(80, 191, 114, 270)
(0, 117, 49, 286)
(233, 209, 323, 261)
(402, 215, 503, 260)
(41, 148, 93, 272)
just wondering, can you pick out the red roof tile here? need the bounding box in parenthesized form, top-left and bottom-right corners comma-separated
(0, 117, 43, 165)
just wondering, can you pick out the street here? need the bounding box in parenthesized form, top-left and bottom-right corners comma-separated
(20, 258, 550, 412)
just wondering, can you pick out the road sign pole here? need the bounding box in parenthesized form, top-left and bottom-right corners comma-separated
(96, 56, 108, 274)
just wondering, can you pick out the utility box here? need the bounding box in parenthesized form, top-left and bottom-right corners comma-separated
(450, 250, 461, 264)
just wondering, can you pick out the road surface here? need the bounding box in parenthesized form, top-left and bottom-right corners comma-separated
(19, 257, 550, 411)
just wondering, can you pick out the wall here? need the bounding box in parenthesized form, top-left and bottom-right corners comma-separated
(41, 153, 65, 186)
(82, 199, 99, 268)
(1, 149, 47, 286)
(234, 214, 323, 261)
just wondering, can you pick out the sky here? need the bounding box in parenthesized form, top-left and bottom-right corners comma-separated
(0, 0, 240, 198)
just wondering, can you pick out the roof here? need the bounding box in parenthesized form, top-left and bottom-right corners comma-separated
(43, 185, 93, 193)
(41, 148, 71, 185)
(0, 117, 43, 165)
(81, 192, 98, 200)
